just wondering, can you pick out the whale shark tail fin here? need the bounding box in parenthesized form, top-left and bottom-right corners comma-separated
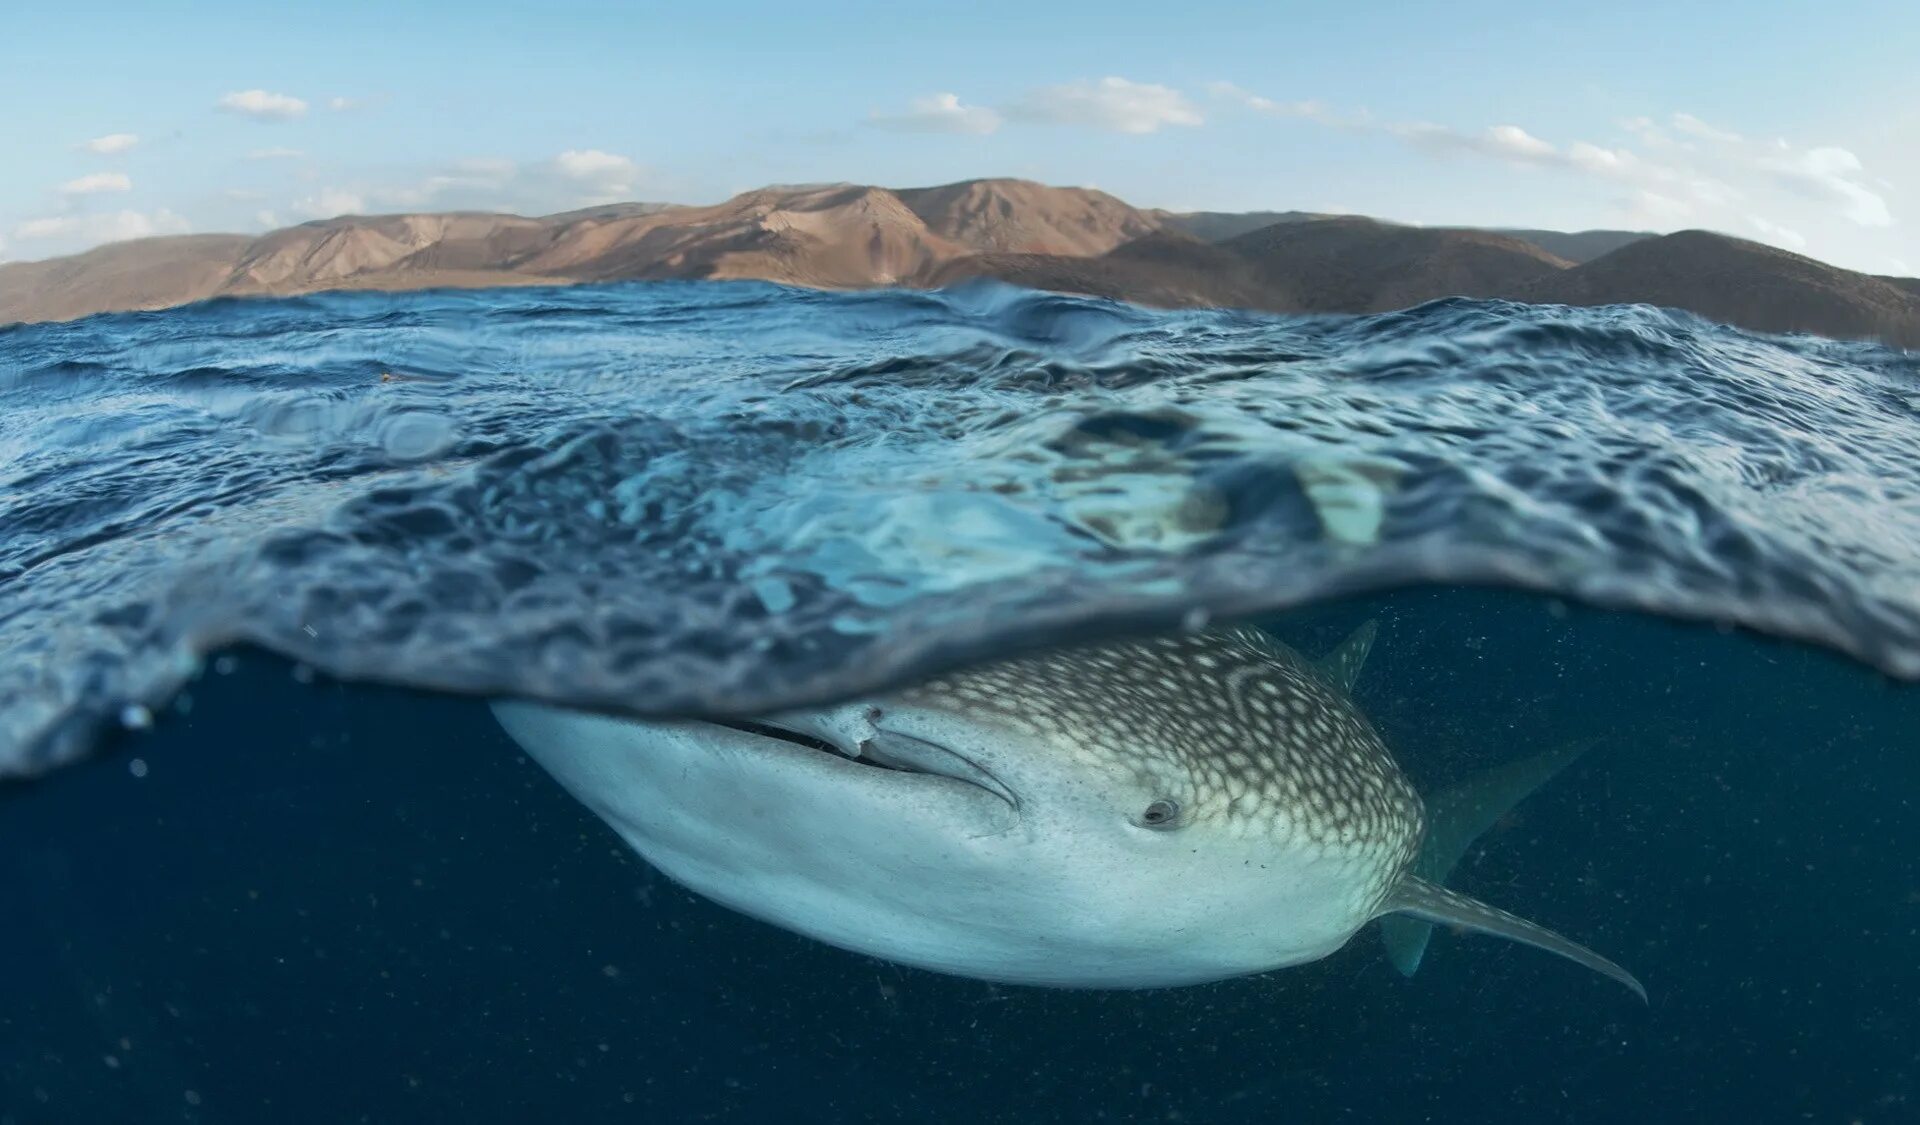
(1376, 738, 1641, 999)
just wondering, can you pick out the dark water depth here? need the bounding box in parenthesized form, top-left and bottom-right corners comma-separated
(2, 589, 1915, 1124)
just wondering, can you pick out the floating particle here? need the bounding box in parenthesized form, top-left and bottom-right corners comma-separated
(128, 759, 149, 779)
(119, 704, 153, 731)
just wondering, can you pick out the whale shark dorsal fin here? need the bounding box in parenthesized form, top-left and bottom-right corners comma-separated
(1383, 877, 1645, 1001)
(1310, 619, 1378, 695)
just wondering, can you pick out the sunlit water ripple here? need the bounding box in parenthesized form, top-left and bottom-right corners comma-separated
(3, 279, 1918, 776)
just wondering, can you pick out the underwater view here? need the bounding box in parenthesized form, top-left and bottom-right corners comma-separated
(2, 281, 1916, 1122)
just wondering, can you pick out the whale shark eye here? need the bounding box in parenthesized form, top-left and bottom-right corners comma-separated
(1141, 799, 1181, 828)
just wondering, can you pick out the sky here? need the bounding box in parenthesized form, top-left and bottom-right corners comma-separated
(3, 0, 1917, 274)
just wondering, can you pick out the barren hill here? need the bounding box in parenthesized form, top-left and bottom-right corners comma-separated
(1223, 217, 1572, 312)
(0, 179, 1159, 323)
(1518, 230, 1920, 347)
(517, 184, 969, 287)
(923, 229, 1273, 310)
(891, 179, 1159, 256)
(0, 235, 254, 323)
(2, 180, 1916, 347)
(1486, 228, 1651, 264)
(1157, 210, 1327, 243)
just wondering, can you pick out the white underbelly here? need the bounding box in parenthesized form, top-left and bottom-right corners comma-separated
(493, 700, 1365, 988)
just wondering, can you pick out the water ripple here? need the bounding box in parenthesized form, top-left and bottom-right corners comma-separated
(2, 281, 1916, 775)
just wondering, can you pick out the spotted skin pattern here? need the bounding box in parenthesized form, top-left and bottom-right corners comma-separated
(895, 628, 1426, 908)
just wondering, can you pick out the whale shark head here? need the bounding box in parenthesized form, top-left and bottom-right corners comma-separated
(492, 624, 1643, 997)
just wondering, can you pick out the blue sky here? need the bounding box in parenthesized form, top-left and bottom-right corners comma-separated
(4, 0, 1917, 273)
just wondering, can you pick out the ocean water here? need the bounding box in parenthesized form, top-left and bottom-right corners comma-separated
(1, 281, 1916, 1123)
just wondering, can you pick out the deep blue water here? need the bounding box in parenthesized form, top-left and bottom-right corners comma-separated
(1, 281, 1917, 1122)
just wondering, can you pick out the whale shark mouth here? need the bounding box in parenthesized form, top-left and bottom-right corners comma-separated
(711, 718, 1019, 810)
(715, 720, 889, 765)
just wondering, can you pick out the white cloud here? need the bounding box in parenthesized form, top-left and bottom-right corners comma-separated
(1217, 80, 1900, 255)
(1764, 146, 1892, 227)
(1619, 116, 1680, 150)
(217, 89, 309, 120)
(1567, 142, 1631, 174)
(1482, 124, 1555, 160)
(1006, 77, 1201, 134)
(554, 149, 637, 179)
(870, 93, 1003, 135)
(328, 96, 356, 111)
(1389, 121, 1561, 167)
(1890, 257, 1913, 275)
(1399, 122, 1559, 164)
(1672, 113, 1742, 144)
(369, 171, 514, 208)
(547, 150, 640, 203)
(1206, 81, 1343, 125)
(59, 172, 132, 195)
(291, 188, 366, 218)
(12, 209, 190, 244)
(1745, 215, 1807, 249)
(82, 133, 139, 155)
(1622, 191, 1694, 224)
(247, 146, 306, 160)
(256, 210, 280, 229)
(270, 153, 663, 226)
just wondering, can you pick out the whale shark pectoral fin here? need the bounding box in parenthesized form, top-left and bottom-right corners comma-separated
(1309, 619, 1378, 695)
(1379, 737, 1600, 978)
(1382, 877, 1645, 1001)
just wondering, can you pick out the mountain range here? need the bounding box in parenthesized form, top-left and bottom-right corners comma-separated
(3, 178, 1916, 347)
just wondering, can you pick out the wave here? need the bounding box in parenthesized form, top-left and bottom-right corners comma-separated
(3, 280, 1917, 776)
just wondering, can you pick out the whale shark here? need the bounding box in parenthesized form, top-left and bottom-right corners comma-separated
(491, 623, 1643, 998)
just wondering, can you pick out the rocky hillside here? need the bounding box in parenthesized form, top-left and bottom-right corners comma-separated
(2, 180, 1915, 347)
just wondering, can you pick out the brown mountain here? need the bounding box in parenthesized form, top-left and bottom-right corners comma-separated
(937, 217, 1572, 318)
(1156, 211, 1653, 265)
(513, 184, 973, 287)
(225, 212, 564, 292)
(0, 179, 1162, 324)
(923, 229, 1274, 310)
(1221, 216, 1572, 312)
(1151, 209, 1329, 244)
(895, 179, 1158, 256)
(0, 234, 254, 323)
(2, 181, 1916, 348)
(1486, 228, 1651, 264)
(1517, 230, 1920, 347)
